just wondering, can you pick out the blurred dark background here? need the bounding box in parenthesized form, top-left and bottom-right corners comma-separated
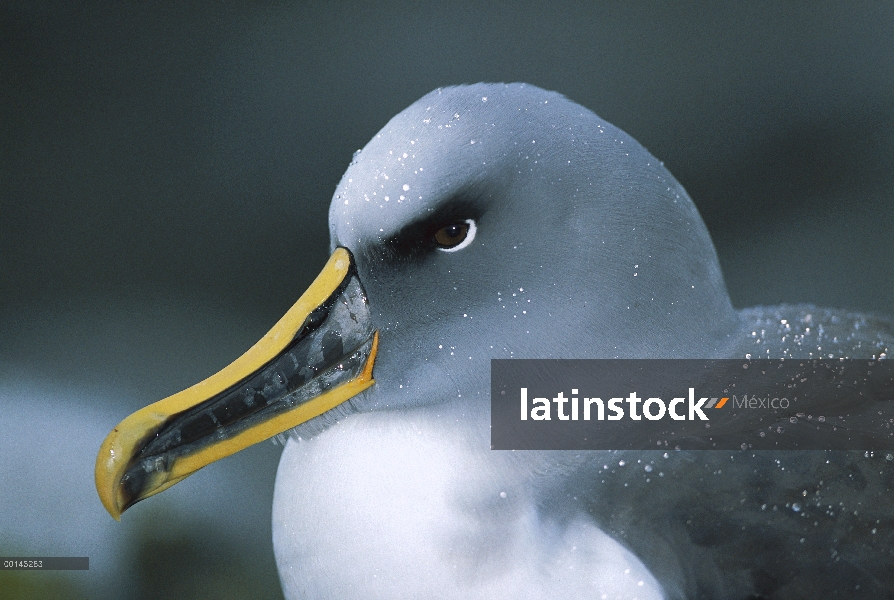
(1, 2, 892, 598)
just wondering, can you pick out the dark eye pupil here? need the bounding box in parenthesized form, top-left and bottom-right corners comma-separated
(434, 221, 469, 247)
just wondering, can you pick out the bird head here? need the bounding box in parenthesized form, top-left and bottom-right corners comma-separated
(95, 83, 736, 519)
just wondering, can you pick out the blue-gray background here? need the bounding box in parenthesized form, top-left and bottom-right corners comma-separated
(1, 2, 892, 598)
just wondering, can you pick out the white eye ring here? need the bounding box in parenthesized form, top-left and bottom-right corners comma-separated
(438, 219, 476, 252)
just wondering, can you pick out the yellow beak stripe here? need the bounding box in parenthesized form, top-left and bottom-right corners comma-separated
(95, 248, 377, 520)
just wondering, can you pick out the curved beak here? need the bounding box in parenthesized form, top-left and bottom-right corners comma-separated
(95, 247, 378, 520)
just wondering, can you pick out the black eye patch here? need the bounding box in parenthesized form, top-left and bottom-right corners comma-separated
(382, 196, 484, 260)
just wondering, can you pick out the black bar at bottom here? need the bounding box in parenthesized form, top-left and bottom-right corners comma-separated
(1, 557, 89, 570)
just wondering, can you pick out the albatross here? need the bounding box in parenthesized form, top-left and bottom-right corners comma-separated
(96, 83, 893, 599)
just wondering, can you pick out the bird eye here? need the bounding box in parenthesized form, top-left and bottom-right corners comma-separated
(434, 219, 476, 252)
